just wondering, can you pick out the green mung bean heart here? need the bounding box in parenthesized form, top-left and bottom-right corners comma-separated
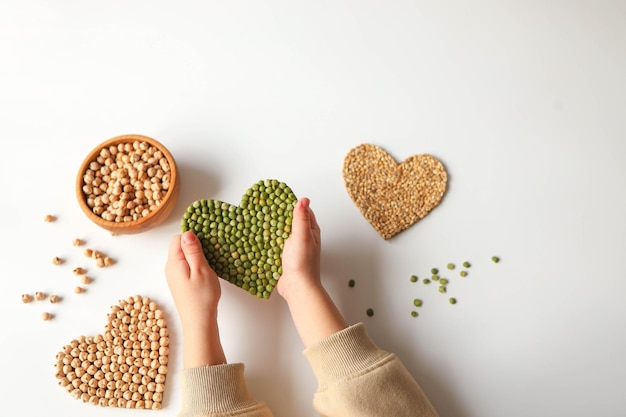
(181, 179, 297, 299)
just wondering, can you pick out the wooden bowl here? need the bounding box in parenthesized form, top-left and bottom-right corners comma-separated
(76, 134, 180, 234)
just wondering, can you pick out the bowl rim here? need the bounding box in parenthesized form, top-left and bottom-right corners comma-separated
(76, 133, 178, 231)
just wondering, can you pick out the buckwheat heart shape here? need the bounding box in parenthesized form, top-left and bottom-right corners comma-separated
(55, 295, 168, 409)
(181, 179, 298, 299)
(343, 143, 448, 240)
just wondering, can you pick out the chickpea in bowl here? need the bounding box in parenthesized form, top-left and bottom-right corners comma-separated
(76, 134, 180, 234)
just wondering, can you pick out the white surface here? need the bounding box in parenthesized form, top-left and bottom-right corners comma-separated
(1, 1, 625, 416)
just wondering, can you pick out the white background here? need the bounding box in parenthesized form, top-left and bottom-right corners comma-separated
(1, 1, 625, 416)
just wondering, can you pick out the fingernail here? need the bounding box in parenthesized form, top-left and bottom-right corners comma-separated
(182, 231, 196, 244)
(301, 198, 309, 209)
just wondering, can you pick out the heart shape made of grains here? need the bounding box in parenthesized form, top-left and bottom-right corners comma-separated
(181, 179, 298, 299)
(55, 295, 168, 410)
(343, 143, 448, 240)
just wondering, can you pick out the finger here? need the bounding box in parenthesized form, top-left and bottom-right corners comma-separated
(167, 234, 184, 262)
(165, 234, 189, 280)
(180, 231, 209, 276)
(291, 198, 312, 241)
(307, 204, 321, 244)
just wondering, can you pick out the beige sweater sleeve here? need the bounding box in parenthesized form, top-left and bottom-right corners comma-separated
(304, 323, 439, 417)
(178, 363, 273, 417)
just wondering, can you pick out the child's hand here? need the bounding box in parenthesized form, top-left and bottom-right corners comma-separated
(165, 231, 227, 367)
(277, 198, 347, 346)
(277, 198, 322, 301)
(165, 231, 221, 326)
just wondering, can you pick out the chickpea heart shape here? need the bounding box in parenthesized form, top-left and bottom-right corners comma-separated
(54, 295, 168, 410)
(343, 144, 448, 240)
(181, 179, 298, 299)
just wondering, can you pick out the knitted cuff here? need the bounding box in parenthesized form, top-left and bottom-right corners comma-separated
(303, 323, 389, 389)
(179, 363, 259, 415)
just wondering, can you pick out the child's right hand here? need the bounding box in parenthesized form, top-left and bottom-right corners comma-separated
(277, 198, 322, 302)
(165, 231, 227, 368)
(165, 231, 221, 327)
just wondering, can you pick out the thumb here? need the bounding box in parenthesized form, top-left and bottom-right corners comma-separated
(180, 231, 208, 274)
(290, 198, 313, 240)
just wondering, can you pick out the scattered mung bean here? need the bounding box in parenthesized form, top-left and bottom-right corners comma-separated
(459, 271, 468, 277)
(366, 308, 374, 317)
(447, 263, 455, 270)
(491, 256, 500, 263)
